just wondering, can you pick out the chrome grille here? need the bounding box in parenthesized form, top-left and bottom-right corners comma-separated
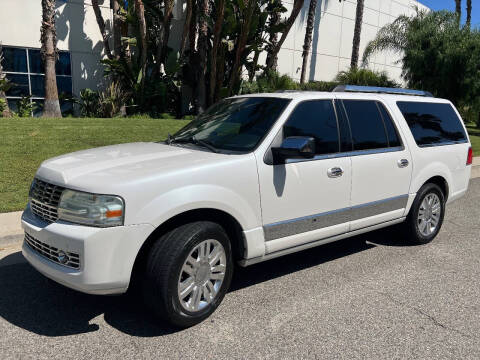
(29, 178, 65, 223)
(24, 232, 80, 269)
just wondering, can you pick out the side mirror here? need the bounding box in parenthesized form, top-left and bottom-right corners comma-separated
(271, 136, 316, 164)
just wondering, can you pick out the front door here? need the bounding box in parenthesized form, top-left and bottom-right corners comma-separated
(256, 99, 352, 253)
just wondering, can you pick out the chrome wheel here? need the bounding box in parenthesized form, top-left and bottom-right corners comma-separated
(417, 193, 441, 237)
(177, 239, 227, 312)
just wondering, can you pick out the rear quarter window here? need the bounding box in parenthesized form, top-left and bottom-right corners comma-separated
(397, 101, 467, 147)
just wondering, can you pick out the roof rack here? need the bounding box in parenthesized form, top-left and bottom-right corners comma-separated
(332, 85, 433, 97)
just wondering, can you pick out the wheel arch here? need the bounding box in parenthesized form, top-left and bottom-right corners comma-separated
(424, 175, 449, 200)
(129, 208, 246, 291)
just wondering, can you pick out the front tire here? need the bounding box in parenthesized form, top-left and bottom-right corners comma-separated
(404, 183, 445, 245)
(143, 221, 233, 328)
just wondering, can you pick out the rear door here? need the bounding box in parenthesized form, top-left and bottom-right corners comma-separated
(340, 98, 412, 230)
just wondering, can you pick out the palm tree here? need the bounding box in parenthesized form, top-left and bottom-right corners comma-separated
(466, 0, 472, 28)
(455, 0, 462, 18)
(351, 0, 364, 69)
(266, 0, 305, 70)
(300, 0, 318, 84)
(209, 0, 226, 105)
(196, 0, 210, 113)
(41, 0, 62, 117)
(134, 0, 147, 92)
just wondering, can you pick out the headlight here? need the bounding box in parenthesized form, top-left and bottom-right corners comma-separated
(58, 190, 124, 227)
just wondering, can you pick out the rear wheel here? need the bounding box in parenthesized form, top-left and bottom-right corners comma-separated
(143, 221, 233, 328)
(404, 183, 445, 244)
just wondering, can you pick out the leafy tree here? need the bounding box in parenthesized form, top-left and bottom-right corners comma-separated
(335, 68, 399, 88)
(363, 10, 480, 125)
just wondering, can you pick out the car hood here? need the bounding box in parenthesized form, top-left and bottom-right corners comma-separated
(36, 142, 230, 192)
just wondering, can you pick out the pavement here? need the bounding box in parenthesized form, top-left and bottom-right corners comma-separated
(0, 178, 479, 359)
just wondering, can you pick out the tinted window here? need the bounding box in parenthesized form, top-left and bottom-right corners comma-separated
(2, 47, 27, 72)
(56, 52, 72, 76)
(28, 49, 43, 73)
(397, 102, 467, 146)
(343, 100, 388, 150)
(173, 97, 290, 152)
(5, 74, 29, 97)
(334, 100, 353, 152)
(284, 100, 339, 155)
(378, 103, 401, 147)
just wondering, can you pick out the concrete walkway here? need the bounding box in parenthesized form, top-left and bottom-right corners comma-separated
(1, 157, 480, 246)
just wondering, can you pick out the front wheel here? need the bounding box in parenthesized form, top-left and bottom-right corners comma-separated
(143, 221, 233, 328)
(403, 183, 445, 245)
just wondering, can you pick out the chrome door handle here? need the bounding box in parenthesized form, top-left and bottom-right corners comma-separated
(327, 167, 344, 178)
(398, 159, 409, 168)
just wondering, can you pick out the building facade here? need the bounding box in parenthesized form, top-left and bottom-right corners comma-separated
(0, 0, 428, 114)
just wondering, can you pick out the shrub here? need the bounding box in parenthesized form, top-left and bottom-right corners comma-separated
(0, 98, 6, 116)
(17, 96, 36, 117)
(77, 88, 100, 117)
(335, 68, 399, 88)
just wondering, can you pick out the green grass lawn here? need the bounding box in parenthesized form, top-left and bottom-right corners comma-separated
(1, 118, 479, 214)
(467, 124, 480, 156)
(0, 117, 188, 213)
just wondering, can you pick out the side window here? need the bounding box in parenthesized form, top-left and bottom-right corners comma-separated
(397, 101, 467, 146)
(377, 102, 402, 147)
(284, 100, 339, 155)
(342, 100, 388, 151)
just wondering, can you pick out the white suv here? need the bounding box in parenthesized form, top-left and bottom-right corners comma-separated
(22, 86, 473, 327)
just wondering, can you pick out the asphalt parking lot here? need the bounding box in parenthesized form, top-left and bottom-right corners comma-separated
(1, 179, 479, 359)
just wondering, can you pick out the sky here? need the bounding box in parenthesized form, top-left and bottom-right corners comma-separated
(420, 0, 480, 27)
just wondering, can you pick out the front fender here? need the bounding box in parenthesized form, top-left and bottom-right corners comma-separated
(133, 184, 262, 231)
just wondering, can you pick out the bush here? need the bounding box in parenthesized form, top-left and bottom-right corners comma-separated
(17, 96, 36, 117)
(77, 88, 100, 117)
(335, 68, 399, 88)
(0, 98, 7, 116)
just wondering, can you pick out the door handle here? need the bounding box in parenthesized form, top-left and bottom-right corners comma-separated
(398, 159, 409, 168)
(327, 167, 344, 178)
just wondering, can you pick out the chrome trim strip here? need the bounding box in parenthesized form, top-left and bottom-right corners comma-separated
(263, 194, 408, 241)
(285, 146, 404, 164)
(240, 217, 407, 267)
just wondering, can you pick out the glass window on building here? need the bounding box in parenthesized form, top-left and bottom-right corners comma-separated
(2, 46, 73, 116)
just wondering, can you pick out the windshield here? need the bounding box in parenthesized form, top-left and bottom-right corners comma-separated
(172, 97, 291, 152)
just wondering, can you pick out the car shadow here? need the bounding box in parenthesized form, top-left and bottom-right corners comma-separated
(0, 226, 415, 338)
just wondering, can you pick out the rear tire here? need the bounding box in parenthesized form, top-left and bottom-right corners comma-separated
(142, 221, 233, 328)
(403, 183, 445, 245)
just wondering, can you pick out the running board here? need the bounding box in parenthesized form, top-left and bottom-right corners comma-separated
(238, 217, 406, 267)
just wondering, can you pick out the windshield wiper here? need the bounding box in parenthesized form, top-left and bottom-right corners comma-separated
(169, 136, 219, 153)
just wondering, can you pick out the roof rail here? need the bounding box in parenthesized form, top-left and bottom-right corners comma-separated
(332, 85, 434, 97)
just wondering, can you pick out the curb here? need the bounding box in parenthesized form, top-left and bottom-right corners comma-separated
(1, 157, 480, 246)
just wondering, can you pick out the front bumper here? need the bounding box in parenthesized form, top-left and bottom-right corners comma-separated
(21, 206, 154, 295)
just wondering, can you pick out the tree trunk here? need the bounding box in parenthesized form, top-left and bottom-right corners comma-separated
(266, 10, 280, 71)
(0, 43, 11, 117)
(157, 0, 175, 72)
(300, 0, 317, 84)
(179, 0, 193, 57)
(134, 0, 147, 92)
(248, 49, 260, 82)
(350, 0, 364, 69)
(265, 0, 305, 70)
(209, 0, 226, 106)
(92, 0, 114, 60)
(466, 0, 472, 28)
(455, 0, 462, 19)
(196, 0, 210, 113)
(112, 0, 123, 59)
(214, 43, 226, 103)
(227, 0, 256, 95)
(41, 0, 62, 118)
